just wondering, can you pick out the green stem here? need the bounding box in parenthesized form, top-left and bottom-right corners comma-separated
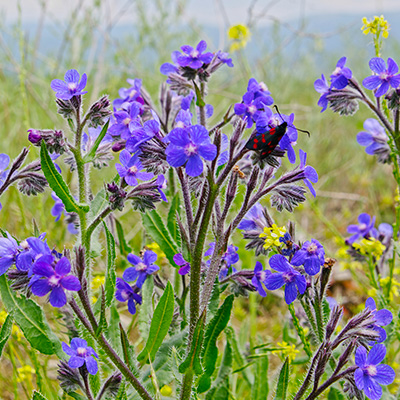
(300, 298, 319, 342)
(288, 304, 312, 357)
(312, 287, 325, 343)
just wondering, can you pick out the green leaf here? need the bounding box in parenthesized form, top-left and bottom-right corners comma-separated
(0, 275, 62, 356)
(115, 218, 131, 255)
(32, 391, 48, 400)
(142, 210, 178, 267)
(205, 340, 233, 400)
(138, 281, 175, 363)
(66, 393, 87, 400)
(95, 287, 108, 337)
(105, 305, 122, 355)
(197, 295, 234, 393)
(89, 189, 107, 221)
(83, 119, 110, 164)
(274, 358, 290, 400)
(327, 387, 346, 400)
(103, 222, 116, 307)
(119, 323, 136, 372)
(193, 82, 206, 107)
(138, 277, 154, 339)
(40, 142, 89, 213)
(179, 311, 206, 375)
(252, 354, 269, 400)
(167, 194, 181, 247)
(0, 313, 12, 357)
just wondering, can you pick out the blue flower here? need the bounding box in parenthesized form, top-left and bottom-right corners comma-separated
(299, 150, 318, 197)
(174, 253, 191, 275)
(82, 127, 113, 153)
(108, 103, 140, 140)
(176, 40, 213, 69)
(237, 203, 265, 232)
(247, 78, 273, 106)
(0, 232, 19, 275)
(314, 74, 330, 112)
(354, 344, 395, 400)
(0, 153, 10, 211)
(30, 256, 81, 307)
(234, 91, 264, 128)
(51, 192, 79, 235)
(166, 125, 217, 177)
(113, 78, 144, 110)
(126, 116, 160, 153)
(115, 278, 142, 314)
(115, 150, 154, 186)
(291, 239, 325, 276)
(330, 57, 352, 89)
(365, 297, 393, 343)
(252, 261, 270, 297)
(156, 175, 168, 202)
(363, 57, 400, 97)
(50, 69, 88, 100)
(265, 254, 306, 304)
(123, 250, 160, 288)
(279, 232, 299, 256)
(357, 119, 389, 158)
(62, 338, 99, 375)
(217, 51, 234, 67)
(347, 213, 377, 244)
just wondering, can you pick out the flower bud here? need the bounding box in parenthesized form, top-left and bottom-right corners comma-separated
(27, 129, 42, 145)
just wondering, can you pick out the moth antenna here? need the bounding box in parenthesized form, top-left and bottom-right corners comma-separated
(273, 105, 310, 137)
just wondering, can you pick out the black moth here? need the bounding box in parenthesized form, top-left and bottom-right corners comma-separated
(245, 121, 288, 160)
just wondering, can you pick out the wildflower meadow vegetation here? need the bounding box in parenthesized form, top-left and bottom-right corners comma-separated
(0, 5, 400, 400)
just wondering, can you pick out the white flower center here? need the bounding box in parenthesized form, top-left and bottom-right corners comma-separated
(332, 66, 341, 76)
(121, 290, 130, 300)
(20, 240, 29, 250)
(136, 262, 147, 271)
(307, 244, 318, 254)
(68, 83, 77, 91)
(49, 275, 60, 286)
(77, 347, 87, 356)
(129, 166, 138, 174)
(176, 121, 185, 128)
(359, 223, 367, 231)
(248, 105, 257, 115)
(380, 72, 389, 80)
(191, 50, 199, 58)
(185, 143, 198, 156)
(366, 365, 377, 376)
(259, 82, 269, 91)
(259, 270, 266, 281)
(123, 117, 131, 126)
(129, 89, 137, 98)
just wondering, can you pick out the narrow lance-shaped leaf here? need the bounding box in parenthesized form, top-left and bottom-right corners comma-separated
(138, 281, 175, 363)
(142, 210, 178, 267)
(95, 286, 108, 337)
(83, 119, 110, 164)
(197, 295, 234, 393)
(115, 218, 131, 255)
(0, 313, 13, 357)
(252, 354, 269, 400)
(327, 387, 346, 400)
(103, 222, 116, 307)
(274, 358, 290, 400)
(167, 194, 181, 247)
(0, 275, 62, 356)
(40, 142, 89, 213)
(179, 311, 206, 375)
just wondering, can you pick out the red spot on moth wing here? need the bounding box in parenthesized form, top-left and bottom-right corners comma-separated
(253, 143, 258, 149)
(269, 128, 276, 135)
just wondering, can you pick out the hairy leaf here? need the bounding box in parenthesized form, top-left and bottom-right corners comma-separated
(142, 210, 178, 267)
(115, 218, 131, 255)
(32, 391, 48, 400)
(0, 313, 12, 357)
(252, 354, 269, 400)
(274, 358, 289, 400)
(0, 275, 62, 356)
(167, 194, 181, 247)
(138, 281, 175, 363)
(103, 222, 116, 307)
(197, 295, 234, 393)
(40, 142, 88, 213)
(83, 119, 110, 163)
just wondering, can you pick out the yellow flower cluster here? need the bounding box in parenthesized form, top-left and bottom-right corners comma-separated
(259, 224, 286, 250)
(361, 15, 390, 38)
(227, 24, 251, 52)
(17, 365, 35, 383)
(353, 238, 386, 260)
(91, 275, 105, 290)
(380, 276, 400, 301)
(146, 242, 166, 259)
(272, 341, 299, 363)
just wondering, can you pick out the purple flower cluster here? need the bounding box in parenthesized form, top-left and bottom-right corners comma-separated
(115, 150, 154, 187)
(346, 213, 392, 245)
(123, 250, 160, 289)
(314, 57, 352, 112)
(357, 119, 390, 162)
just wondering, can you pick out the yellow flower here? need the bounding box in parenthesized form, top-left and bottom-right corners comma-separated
(379, 277, 400, 301)
(272, 341, 299, 363)
(259, 224, 286, 250)
(361, 15, 390, 38)
(91, 275, 105, 291)
(367, 288, 377, 297)
(0, 310, 7, 325)
(227, 24, 251, 52)
(146, 242, 166, 259)
(16, 365, 35, 383)
(353, 238, 385, 260)
(160, 385, 173, 396)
